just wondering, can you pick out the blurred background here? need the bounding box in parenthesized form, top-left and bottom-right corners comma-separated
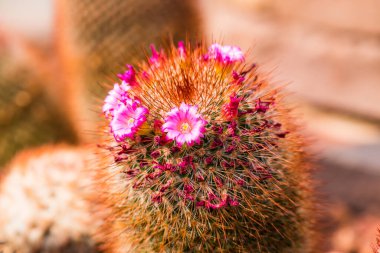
(0, 0, 379, 252)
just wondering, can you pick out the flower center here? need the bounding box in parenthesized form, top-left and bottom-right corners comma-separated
(127, 118, 135, 125)
(180, 122, 191, 133)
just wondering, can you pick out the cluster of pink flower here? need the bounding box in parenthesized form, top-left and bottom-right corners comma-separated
(102, 42, 256, 210)
(103, 43, 244, 147)
(102, 80, 149, 141)
(208, 44, 244, 64)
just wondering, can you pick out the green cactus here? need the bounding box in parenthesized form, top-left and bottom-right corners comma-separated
(96, 42, 315, 252)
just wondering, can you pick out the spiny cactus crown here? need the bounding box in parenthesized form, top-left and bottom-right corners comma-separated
(102, 42, 289, 210)
(100, 42, 312, 252)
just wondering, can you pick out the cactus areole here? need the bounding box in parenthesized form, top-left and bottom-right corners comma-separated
(100, 42, 312, 252)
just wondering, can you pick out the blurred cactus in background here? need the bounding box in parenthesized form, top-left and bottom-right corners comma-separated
(0, 145, 99, 253)
(0, 32, 78, 167)
(55, 0, 200, 141)
(97, 42, 315, 252)
(56, 0, 199, 83)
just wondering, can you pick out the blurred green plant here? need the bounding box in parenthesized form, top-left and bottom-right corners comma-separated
(0, 52, 78, 167)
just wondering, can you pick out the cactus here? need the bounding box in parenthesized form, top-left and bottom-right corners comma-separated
(56, 0, 199, 83)
(0, 35, 78, 167)
(0, 145, 100, 253)
(97, 42, 314, 252)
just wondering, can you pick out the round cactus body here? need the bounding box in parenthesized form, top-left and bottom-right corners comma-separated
(0, 145, 99, 253)
(98, 42, 315, 252)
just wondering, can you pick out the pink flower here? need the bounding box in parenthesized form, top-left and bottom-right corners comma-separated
(232, 71, 245, 85)
(222, 94, 242, 120)
(117, 65, 138, 86)
(228, 197, 239, 207)
(208, 43, 244, 63)
(110, 100, 149, 141)
(177, 41, 186, 58)
(103, 83, 131, 117)
(160, 179, 173, 192)
(162, 103, 207, 146)
(205, 194, 228, 210)
(151, 192, 163, 203)
(149, 44, 165, 66)
(255, 99, 271, 113)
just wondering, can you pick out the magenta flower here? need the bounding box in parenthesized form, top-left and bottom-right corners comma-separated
(232, 71, 245, 85)
(208, 43, 244, 63)
(149, 44, 165, 66)
(117, 65, 138, 86)
(177, 41, 186, 58)
(162, 103, 207, 146)
(222, 94, 242, 120)
(110, 100, 149, 142)
(102, 83, 131, 117)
